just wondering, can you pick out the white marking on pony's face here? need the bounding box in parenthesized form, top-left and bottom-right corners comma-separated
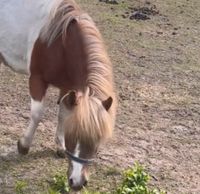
(69, 143, 84, 187)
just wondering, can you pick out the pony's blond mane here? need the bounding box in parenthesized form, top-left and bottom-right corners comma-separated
(40, 0, 81, 45)
(41, 0, 116, 147)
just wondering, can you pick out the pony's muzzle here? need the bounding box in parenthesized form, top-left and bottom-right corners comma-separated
(69, 176, 88, 191)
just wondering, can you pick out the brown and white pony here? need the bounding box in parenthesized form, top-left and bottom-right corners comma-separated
(0, 0, 116, 190)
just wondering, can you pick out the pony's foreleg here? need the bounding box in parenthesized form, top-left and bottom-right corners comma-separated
(55, 103, 67, 158)
(18, 75, 48, 155)
(55, 124, 66, 158)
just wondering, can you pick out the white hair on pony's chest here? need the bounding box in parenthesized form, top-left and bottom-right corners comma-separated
(0, 0, 57, 74)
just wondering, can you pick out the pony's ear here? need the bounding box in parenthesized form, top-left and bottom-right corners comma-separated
(102, 97, 113, 111)
(63, 91, 78, 109)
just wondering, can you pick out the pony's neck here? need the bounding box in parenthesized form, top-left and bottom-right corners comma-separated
(60, 20, 88, 93)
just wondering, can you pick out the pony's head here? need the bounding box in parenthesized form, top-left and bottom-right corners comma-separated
(60, 89, 113, 190)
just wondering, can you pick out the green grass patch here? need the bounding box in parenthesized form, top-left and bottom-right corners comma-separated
(15, 163, 166, 194)
(46, 173, 70, 194)
(104, 166, 121, 176)
(15, 180, 28, 194)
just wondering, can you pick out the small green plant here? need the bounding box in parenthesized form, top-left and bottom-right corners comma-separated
(116, 162, 166, 194)
(15, 180, 27, 194)
(47, 173, 70, 194)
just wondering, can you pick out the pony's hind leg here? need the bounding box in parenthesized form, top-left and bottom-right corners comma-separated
(18, 75, 48, 154)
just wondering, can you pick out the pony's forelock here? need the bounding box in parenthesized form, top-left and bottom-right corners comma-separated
(64, 91, 113, 150)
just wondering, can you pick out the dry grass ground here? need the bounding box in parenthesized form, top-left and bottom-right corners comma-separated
(0, 0, 200, 193)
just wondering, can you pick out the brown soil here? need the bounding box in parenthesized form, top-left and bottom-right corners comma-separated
(0, 0, 200, 193)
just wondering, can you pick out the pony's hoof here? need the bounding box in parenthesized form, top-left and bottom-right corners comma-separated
(56, 149, 66, 158)
(17, 140, 29, 155)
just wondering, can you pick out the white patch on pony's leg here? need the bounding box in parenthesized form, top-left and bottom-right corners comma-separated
(18, 98, 44, 154)
(55, 102, 70, 157)
(55, 123, 66, 157)
(56, 124, 65, 150)
(69, 143, 84, 187)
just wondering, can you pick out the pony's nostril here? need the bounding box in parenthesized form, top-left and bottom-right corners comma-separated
(69, 178, 73, 186)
